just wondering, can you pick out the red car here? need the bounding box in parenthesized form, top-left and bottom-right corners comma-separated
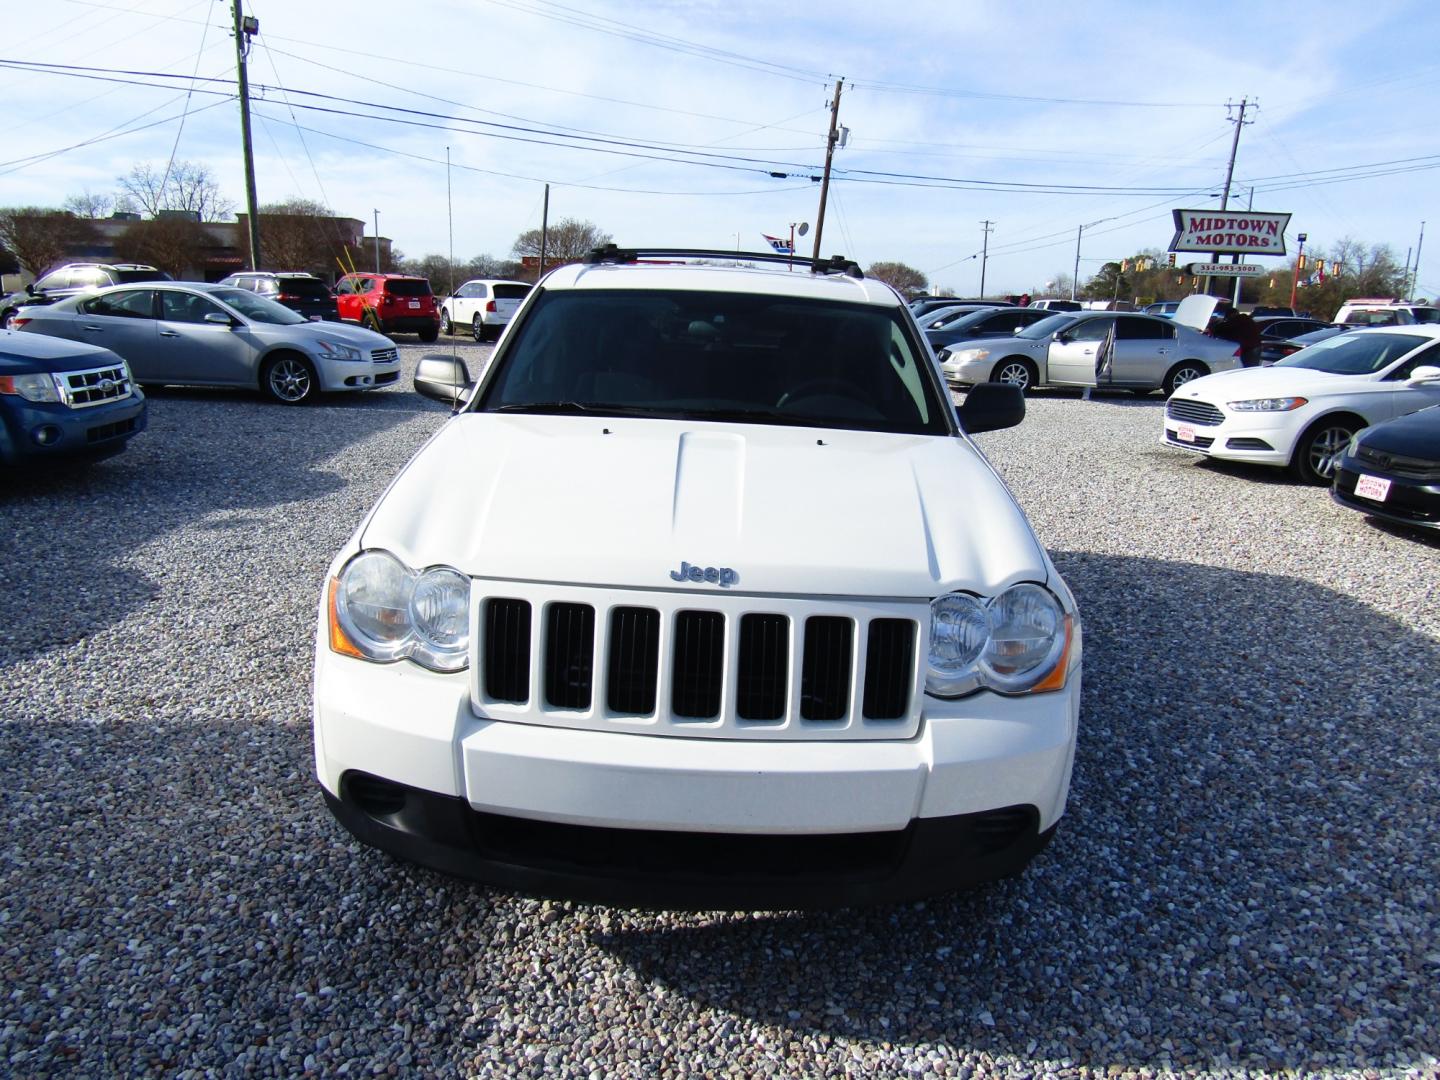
(335, 273, 440, 341)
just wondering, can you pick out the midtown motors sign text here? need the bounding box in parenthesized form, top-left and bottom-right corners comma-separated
(1169, 209, 1292, 255)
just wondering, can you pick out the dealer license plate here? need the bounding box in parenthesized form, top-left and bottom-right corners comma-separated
(408, 301, 421, 309)
(1354, 475, 1392, 502)
(1176, 424, 1197, 443)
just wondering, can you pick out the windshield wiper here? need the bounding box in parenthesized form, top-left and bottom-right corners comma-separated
(491, 401, 657, 416)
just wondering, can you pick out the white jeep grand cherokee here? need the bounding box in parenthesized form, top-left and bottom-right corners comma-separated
(313, 246, 1082, 907)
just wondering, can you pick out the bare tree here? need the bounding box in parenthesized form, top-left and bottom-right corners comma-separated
(113, 217, 211, 278)
(866, 261, 928, 295)
(0, 208, 101, 274)
(63, 189, 116, 219)
(248, 198, 348, 274)
(511, 218, 612, 276)
(118, 161, 235, 221)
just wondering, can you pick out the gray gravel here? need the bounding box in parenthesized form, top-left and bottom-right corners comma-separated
(3, 349, 1439, 1078)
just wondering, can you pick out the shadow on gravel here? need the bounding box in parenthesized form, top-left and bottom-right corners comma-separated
(594, 551, 1440, 1073)
(0, 391, 435, 664)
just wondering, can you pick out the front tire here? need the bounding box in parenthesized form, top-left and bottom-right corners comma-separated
(439, 310, 453, 335)
(1290, 417, 1359, 486)
(990, 357, 1037, 392)
(1163, 362, 1207, 397)
(261, 353, 318, 405)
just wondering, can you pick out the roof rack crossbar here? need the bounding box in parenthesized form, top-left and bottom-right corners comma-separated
(582, 244, 864, 279)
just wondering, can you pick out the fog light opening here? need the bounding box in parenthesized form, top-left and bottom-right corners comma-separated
(32, 425, 62, 446)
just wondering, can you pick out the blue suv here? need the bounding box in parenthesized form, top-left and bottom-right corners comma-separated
(0, 330, 146, 465)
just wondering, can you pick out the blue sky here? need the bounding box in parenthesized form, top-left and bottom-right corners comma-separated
(5, 0, 1438, 296)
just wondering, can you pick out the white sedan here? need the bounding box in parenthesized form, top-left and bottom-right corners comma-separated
(1162, 325, 1440, 484)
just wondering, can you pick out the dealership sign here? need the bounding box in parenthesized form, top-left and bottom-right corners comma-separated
(1183, 262, 1266, 277)
(1170, 210, 1292, 255)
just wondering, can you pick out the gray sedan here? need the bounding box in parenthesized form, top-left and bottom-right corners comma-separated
(13, 282, 400, 404)
(936, 310, 1242, 395)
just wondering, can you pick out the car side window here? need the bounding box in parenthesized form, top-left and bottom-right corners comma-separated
(1384, 341, 1440, 381)
(988, 311, 1028, 332)
(80, 289, 155, 319)
(35, 270, 73, 291)
(1068, 318, 1115, 342)
(1117, 316, 1174, 341)
(160, 291, 227, 324)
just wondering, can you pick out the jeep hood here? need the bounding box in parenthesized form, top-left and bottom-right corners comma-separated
(361, 414, 1048, 598)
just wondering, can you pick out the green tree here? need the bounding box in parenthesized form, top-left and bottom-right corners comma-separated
(866, 261, 928, 294)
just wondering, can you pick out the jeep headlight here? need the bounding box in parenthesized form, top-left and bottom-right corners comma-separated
(926, 584, 1072, 697)
(1226, 397, 1307, 412)
(329, 550, 470, 672)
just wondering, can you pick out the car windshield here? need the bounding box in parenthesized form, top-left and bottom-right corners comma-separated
(1017, 313, 1078, 339)
(478, 289, 950, 434)
(209, 288, 308, 324)
(1275, 332, 1426, 374)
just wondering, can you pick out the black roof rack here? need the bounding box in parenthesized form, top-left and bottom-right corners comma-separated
(581, 244, 864, 280)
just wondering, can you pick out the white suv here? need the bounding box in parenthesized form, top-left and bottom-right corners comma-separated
(313, 246, 1082, 907)
(438, 278, 532, 341)
(1333, 299, 1440, 327)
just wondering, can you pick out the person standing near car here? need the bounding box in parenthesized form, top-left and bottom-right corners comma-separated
(1210, 308, 1262, 368)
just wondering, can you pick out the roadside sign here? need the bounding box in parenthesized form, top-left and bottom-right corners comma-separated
(1169, 210, 1292, 255)
(1183, 263, 1266, 277)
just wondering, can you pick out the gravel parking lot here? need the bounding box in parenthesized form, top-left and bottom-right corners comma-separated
(3, 338, 1438, 1077)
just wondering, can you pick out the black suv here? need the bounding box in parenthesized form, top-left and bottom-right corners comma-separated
(0, 263, 171, 327)
(216, 271, 339, 321)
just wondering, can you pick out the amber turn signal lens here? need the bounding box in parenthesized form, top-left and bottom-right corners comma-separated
(327, 577, 366, 660)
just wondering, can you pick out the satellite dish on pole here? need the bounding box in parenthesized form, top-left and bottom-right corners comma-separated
(797, 222, 810, 237)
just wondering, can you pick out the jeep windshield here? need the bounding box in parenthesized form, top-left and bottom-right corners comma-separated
(477, 289, 951, 434)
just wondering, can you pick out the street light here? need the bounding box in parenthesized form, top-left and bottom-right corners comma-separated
(1289, 232, 1307, 311)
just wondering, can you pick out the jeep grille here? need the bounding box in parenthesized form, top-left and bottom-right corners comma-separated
(472, 585, 923, 741)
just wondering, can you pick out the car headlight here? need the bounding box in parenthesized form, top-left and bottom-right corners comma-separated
(1226, 397, 1308, 412)
(953, 348, 991, 363)
(0, 372, 62, 403)
(328, 550, 470, 672)
(926, 584, 1073, 698)
(315, 338, 363, 361)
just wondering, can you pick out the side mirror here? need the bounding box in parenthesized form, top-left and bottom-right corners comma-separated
(414, 355, 473, 405)
(204, 312, 234, 326)
(1407, 364, 1440, 385)
(959, 381, 1025, 434)
(25, 282, 36, 295)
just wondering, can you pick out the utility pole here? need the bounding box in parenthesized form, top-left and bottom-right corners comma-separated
(811, 79, 844, 263)
(979, 220, 994, 297)
(538, 183, 549, 279)
(1410, 220, 1426, 298)
(1232, 186, 1254, 306)
(373, 209, 381, 274)
(1071, 223, 1084, 301)
(232, 1, 261, 270)
(1204, 97, 1252, 297)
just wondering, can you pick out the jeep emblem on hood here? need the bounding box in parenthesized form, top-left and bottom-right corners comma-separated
(669, 561, 738, 587)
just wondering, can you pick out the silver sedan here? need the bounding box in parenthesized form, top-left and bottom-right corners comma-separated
(936, 310, 1242, 395)
(13, 282, 400, 404)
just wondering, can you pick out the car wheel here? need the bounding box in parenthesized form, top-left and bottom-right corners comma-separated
(991, 357, 1037, 392)
(418, 325, 439, 343)
(0, 309, 12, 329)
(472, 315, 484, 343)
(439, 310, 452, 335)
(1290, 417, 1359, 486)
(362, 310, 383, 334)
(261, 353, 318, 405)
(1163, 362, 1207, 397)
